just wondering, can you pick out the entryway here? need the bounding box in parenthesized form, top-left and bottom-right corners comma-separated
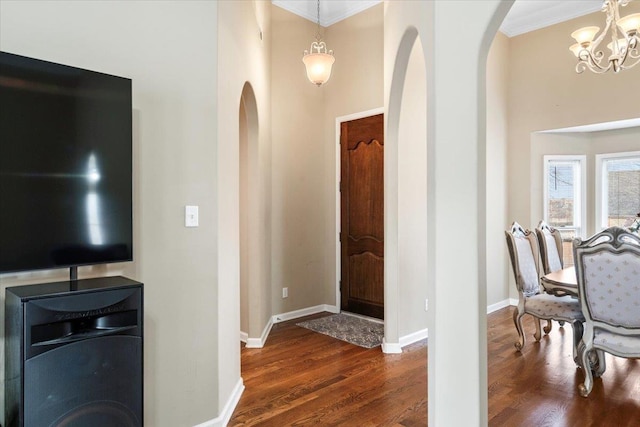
(339, 113, 384, 319)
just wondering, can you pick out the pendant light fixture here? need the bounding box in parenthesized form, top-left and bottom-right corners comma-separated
(302, 0, 335, 86)
(569, 0, 640, 73)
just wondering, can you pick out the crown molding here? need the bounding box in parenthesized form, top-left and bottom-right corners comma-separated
(272, 0, 381, 27)
(500, 1, 602, 37)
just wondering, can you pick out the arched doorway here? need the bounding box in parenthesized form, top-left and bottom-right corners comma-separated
(238, 82, 264, 347)
(384, 1, 514, 424)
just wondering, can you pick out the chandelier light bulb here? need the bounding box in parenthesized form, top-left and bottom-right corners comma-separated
(607, 37, 629, 52)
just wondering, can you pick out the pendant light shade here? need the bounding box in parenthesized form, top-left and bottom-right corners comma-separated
(303, 43, 335, 86)
(302, 0, 335, 86)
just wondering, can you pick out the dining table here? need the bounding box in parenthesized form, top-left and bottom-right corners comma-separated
(541, 266, 578, 298)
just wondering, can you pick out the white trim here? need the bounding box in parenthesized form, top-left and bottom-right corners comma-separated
(487, 299, 511, 314)
(334, 108, 385, 311)
(272, 304, 339, 324)
(192, 378, 244, 427)
(595, 151, 640, 232)
(245, 317, 273, 349)
(539, 118, 640, 134)
(245, 305, 340, 349)
(239, 331, 248, 343)
(399, 328, 428, 348)
(271, 1, 382, 28)
(382, 338, 402, 354)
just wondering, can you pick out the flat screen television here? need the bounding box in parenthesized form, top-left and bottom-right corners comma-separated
(0, 51, 133, 275)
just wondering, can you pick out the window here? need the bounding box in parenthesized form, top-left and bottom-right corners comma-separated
(596, 152, 640, 231)
(543, 156, 586, 266)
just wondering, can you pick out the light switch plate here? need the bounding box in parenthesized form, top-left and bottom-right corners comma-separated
(185, 205, 199, 227)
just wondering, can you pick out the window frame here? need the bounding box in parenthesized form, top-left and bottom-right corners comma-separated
(595, 150, 640, 231)
(543, 154, 587, 239)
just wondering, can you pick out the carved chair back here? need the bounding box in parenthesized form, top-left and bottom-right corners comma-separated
(574, 227, 640, 330)
(506, 222, 541, 297)
(535, 220, 563, 275)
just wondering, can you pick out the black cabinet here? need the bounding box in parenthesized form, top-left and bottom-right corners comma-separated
(5, 276, 143, 427)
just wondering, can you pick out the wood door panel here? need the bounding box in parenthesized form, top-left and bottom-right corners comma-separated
(348, 141, 384, 240)
(348, 253, 384, 304)
(340, 113, 384, 319)
(347, 235, 383, 255)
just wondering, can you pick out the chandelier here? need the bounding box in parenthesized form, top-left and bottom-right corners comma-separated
(569, 0, 640, 73)
(302, 0, 335, 86)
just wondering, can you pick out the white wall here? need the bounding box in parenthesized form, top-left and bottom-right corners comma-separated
(486, 32, 510, 308)
(1, 0, 274, 425)
(397, 38, 428, 337)
(269, 3, 383, 319)
(270, 5, 327, 315)
(1, 1, 220, 425)
(217, 0, 272, 421)
(384, 0, 512, 424)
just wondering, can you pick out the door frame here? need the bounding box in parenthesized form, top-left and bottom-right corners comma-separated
(334, 107, 385, 311)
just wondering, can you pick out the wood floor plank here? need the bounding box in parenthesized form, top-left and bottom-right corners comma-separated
(230, 308, 640, 426)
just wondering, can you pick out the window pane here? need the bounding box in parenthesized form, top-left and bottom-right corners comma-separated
(604, 157, 640, 227)
(545, 158, 583, 266)
(547, 162, 577, 227)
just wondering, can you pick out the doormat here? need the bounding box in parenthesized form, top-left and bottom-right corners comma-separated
(296, 314, 383, 349)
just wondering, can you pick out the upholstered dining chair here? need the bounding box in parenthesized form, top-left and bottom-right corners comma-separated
(535, 220, 563, 275)
(573, 227, 640, 397)
(505, 222, 584, 356)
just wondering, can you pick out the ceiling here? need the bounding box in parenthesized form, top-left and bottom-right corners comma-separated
(272, 0, 604, 37)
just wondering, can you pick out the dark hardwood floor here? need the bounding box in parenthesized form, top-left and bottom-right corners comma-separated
(230, 309, 640, 426)
(487, 307, 640, 426)
(230, 313, 426, 426)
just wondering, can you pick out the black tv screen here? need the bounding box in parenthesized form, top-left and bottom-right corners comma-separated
(0, 51, 133, 274)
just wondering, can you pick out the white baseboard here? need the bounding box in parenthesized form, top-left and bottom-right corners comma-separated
(272, 304, 338, 324)
(245, 318, 273, 349)
(243, 304, 338, 348)
(487, 298, 513, 314)
(381, 338, 402, 354)
(399, 328, 428, 348)
(239, 331, 248, 343)
(192, 378, 244, 427)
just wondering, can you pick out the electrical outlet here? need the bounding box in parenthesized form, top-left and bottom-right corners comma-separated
(282, 287, 288, 298)
(424, 298, 429, 312)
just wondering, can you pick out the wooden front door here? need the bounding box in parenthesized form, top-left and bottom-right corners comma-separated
(340, 114, 384, 319)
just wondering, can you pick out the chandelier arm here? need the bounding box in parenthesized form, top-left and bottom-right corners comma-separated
(577, 49, 613, 73)
(590, 5, 615, 54)
(571, 0, 639, 74)
(620, 52, 640, 70)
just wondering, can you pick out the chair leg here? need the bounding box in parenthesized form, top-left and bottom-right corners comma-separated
(543, 319, 552, 334)
(571, 320, 584, 365)
(513, 307, 525, 351)
(533, 317, 542, 342)
(594, 349, 606, 378)
(579, 340, 594, 397)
